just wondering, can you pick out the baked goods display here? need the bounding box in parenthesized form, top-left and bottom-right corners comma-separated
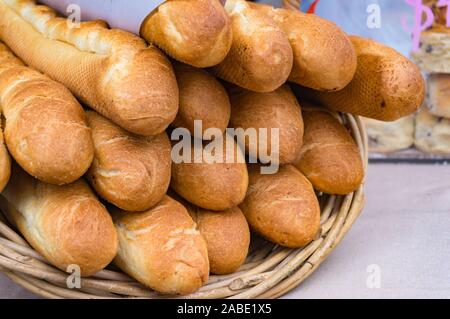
(369, 2, 450, 160)
(0, 0, 424, 298)
(363, 116, 415, 153)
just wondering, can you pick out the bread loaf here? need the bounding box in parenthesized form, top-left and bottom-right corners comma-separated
(250, 3, 357, 91)
(415, 107, 450, 155)
(240, 165, 320, 248)
(211, 0, 293, 93)
(1, 164, 118, 276)
(86, 111, 171, 212)
(186, 204, 250, 275)
(172, 63, 231, 137)
(363, 115, 415, 153)
(171, 134, 248, 211)
(113, 196, 209, 295)
(298, 36, 425, 121)
(0, 41, 93, 185)
(140, 0, 232, 68)
(0, 0, 179, 136)
(229, 84, 304, 165)
(0, 126, 10, 192)
(427, 74, 450, 119)
(295, 106, 364, 195)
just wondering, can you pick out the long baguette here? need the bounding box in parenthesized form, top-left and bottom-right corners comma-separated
(0, 0, 179, 136)
(296, 36, 425, 121)
(1, 164, 118, 276)
(140, 0, 232, 68)
(0, 41, 93, 185)
(86, 111, 171, 212)
(0, 125, 10, 192)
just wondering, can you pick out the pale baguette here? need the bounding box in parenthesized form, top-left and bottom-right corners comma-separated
(211, 0, 293, 93)
(140, 0, 232, 68)
(0, 41, 93, 185)
(1, 164, 118, 276)
(86, 111, 171, 212)
(113, 196, 209, 295)
(0, 0, 178, 136)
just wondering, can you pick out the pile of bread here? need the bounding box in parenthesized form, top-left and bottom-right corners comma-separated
(366, 0, 450, 156)
(0, 0, 423, 296)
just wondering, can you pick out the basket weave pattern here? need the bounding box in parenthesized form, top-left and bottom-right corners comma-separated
(0, 0, 368, 299)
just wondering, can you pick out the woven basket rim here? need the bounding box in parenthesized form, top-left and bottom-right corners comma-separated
(0, 111, 368, 299)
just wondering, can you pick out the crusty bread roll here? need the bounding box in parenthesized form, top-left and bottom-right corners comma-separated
(240, 165, 320, 248)
(0, 41, 93, 185)
(0, 0, 178, 136)
(427, 74, 450, 119)
(0, 127, 10, 193)
(1, 164, 118, 276)
(171, 134, 248, 211)
(294, 107, 364, 195)
(140, 0, 232, 68)
(415, 107, 450, 155)
(228, 84, 304, 165)
(250, 3, 357, 91)
(363, 115, 415, 153)
(211, 0, 293, 93)
(172, 63, 231, 137)
(86, 111, 171, 212)
(186, 204, 250, 275)
(297, 36, 425, 121)
(113, 196, 209, 295)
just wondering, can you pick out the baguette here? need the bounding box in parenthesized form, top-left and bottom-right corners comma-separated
(0, 41, 93, 185)
(228, 84, 304, 165)
(297, 36, 425, 121)
(86, 111, 171, 212)
(295, 106, 364, 195)
(113, 196, 209, 295)
(1, 164, 118, 276)
(211, 0, 293, 93)
(140, 0, 232, 68)
(171, 134, 248, 211)
(185, 203, 250, 275)
(250, 3, 357, 91)
(0, 126, 10, 192)
(0, 0, 179, 136)
(240, 165, 320, 248)
(172, 63, 231, 137)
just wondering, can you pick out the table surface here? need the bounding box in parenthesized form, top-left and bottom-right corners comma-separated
(1, 164, 449, 299)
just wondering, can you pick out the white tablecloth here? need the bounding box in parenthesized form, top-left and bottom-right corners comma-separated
(1, 164, 449, 299)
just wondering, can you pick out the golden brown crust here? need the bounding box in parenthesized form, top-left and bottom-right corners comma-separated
(0, 42, 94, 185)
(171, 135, 249, 211)
(211, 0, 293, 93)
(295, 106, 364, 195)
(0, 126, 11, 192)
(187, 204, 250, 275)
(298, 36, 425, 121)
(113, 196, 209, 295)
(0, 0, 179, 136)
(228, 84, 304, 165)
(240, 165, 320, 248)
(1, 164, 118, 276)
(172, 63, 231, 136)
(86, 111, 171, 212)
(140, 0, 232, 68)
(250, 3, 357, 91)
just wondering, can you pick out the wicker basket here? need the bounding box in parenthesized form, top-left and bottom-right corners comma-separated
(0, 0, 368, 299)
